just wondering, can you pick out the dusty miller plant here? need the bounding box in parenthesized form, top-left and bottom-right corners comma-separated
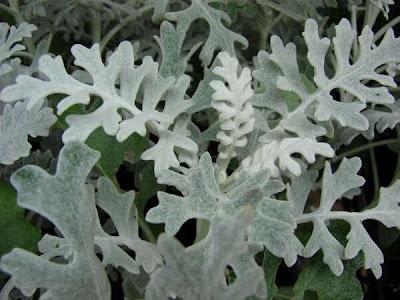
(0, 0, 400, 299)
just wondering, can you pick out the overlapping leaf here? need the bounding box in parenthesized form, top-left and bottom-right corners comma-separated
(255, 0, 336, 22)
(146, 214, 266, 300)
(0, 149, 56, 181)
(0, 41, 197, 175)
(370, 0, 394, 18)
(241, 50, 334, 178)
(0, 142, 110, 299)
(0, 101, 56, 165)
(209, 51, 255, 181)
(335, 101, 400, 146)
(289, 157, 400, 277)
(0, 22, 36, 74)
(165, 0, 248, 65)
(269, 18, 400, 137)
(155, 21, 201, 77)
(293, 254, 363, 300)
(0, 142, 161, 299)
(239, 138, 333, 177)
(146, 152, 301, 265)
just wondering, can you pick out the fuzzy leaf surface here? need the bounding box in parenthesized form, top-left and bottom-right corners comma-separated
(146, 152, 299, 264)
(0, 101, 56, 165)
(0, 142, 110, 300)
(293, 254, 363, 300)
(165, 0, 248, 65)
(0, 41, 197, 175)
(0, 22, 36, 67)
(146, 214, 266, 300)
(291, 158, 400, 277)
(0, 142, 162, 299)
(270, 19, 400, 135)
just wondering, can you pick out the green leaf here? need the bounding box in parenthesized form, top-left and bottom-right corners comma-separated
(86, 128, 149, 179)
(293, 254, 363, 300)
(254, 0, 327, 22)
(0, 180, 40, 256)
(122, 269, 150, 300)
(262, 251, 282, 300)
(134, 162, 159, 215)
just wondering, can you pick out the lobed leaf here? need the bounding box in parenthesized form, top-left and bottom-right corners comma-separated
(0, 101, 56, 165)
(290, 157, 400, 277)
(147, 152, 299, 264)
(0, 41, 197, 176)
(165, 0, 248, 65)
(240, 138, 334, 177)
(146, 214, 266, 300)
(0, 142, 161, 299)
(0, 22, 36, 65)
(0, 142, 110, 300)
(269, 18, 400, 136)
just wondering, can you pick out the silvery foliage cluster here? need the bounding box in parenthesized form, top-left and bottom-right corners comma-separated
(0, 0, 400, 299)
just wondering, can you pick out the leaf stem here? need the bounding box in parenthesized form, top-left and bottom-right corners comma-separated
(373, 15, 400, 42)
(258, 12, 283, 50)
(363, 0, 380, 29)
(90, 8, 101, 44)
(87, 0, 131, 13)
(351, 5, 365, 59)
(94, 162, 156, 244)
(194, 219, 209, 243)
(312, 139, 400, 171)
(99, 4, 153, 53)
(0, 3, 17, 17)
(389, 125, 400, 186)
(296, 210, 361, 224)
(275, 292, 293, 300)
(369, 146, 380, 200)
(138, 216, 156, 244)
